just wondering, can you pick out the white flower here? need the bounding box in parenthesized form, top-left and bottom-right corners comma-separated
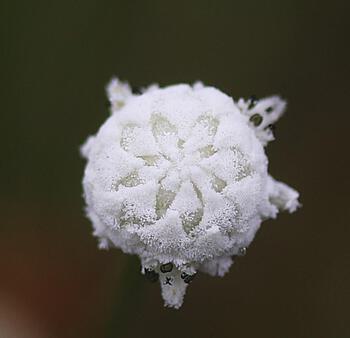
(81, 78, 300, 309)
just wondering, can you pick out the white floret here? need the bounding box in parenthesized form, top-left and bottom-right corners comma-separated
(82, 78, 300, 309)
(106, 78, 133, 111)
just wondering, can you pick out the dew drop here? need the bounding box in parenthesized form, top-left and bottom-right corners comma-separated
(181, 272, 196, 284)
(249, 113, 263, 127)
(160, 262, 173, 273)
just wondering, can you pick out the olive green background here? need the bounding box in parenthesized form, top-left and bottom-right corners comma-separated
(1, 1, 349, 337)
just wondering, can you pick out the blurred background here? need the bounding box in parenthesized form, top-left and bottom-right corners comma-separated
(1, 0, 349, 337)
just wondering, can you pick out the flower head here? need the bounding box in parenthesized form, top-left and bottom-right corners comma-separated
(81, 78, 300, 309)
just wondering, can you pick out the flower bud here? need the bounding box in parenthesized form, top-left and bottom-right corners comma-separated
(81, 79, 300, 309)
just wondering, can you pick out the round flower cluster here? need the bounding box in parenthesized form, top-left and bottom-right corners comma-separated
(81, 79, 300, 308)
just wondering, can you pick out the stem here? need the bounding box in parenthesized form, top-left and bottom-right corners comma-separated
(105, 255, 145, 338)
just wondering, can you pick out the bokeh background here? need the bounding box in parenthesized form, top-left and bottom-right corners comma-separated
(1, 0, 349, 337)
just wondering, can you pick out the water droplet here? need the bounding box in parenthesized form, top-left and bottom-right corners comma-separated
(249, 114, 263, 127)
(181, 272, 196, 284)
(160, 262, 173, 273)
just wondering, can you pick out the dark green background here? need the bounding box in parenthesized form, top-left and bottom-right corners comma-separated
(1, 1, 349, 337)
